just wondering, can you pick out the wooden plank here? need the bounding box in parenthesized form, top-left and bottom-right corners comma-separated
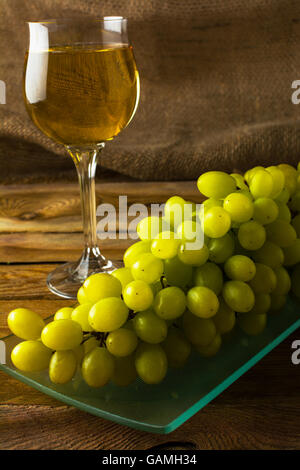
(0, 264, 65, 300)
(1, 400, 300, 450)
(0, 181, 202, 233)
(0, 214, 138, 233)
(0, 181, 201, 202)
(0, 247, 124, 263)
(0, 216, 83, 233)
(0, 181, 202, 262)
(0, 233, 130, 263)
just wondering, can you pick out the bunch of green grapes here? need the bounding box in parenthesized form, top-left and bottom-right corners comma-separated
(7, 162, 300, 389)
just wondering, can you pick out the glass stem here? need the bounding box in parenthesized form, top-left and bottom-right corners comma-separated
(67, 143, 105, 263)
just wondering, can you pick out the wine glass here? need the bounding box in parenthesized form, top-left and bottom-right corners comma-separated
(23, 18, 140, 299)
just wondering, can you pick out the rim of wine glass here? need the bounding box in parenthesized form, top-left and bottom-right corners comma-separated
(26, 17, 128, 25)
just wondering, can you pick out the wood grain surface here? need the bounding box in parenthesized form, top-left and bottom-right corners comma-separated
(0, 180, 299, 450)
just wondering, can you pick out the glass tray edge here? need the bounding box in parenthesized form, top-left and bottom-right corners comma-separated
(1, 318, 299, 434)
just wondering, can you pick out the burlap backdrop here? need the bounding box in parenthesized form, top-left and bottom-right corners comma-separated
(1, 0, 300, 181)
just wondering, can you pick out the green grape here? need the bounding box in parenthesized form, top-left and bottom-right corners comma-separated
(278, 163, 297, 196)
(11, 340, 52, 372)
(276, 202, 291, 222)
(164, 257, 193, 287)
(283, 239, 300, 266)
(7, 308, 45, 341)
(252, 241, 284, 269)
(265, 220, 296, 247)
(133, 309, 167, 344)
(77, 286, 88, 305)
(111, 267, 134, 289)
(248, 263, 277, 294)
(195, 333, 222, 357)
(221, 328, 237, 344)
(83, 273, 122, 303)
(292, 215, 300, 237)
(222, 281, 255, 313)
(137, 216, 167, 240)
(41, 319, 83, 351)
(212, 300, 236, 334)
(111, 355, 137, 386)
(193, 262, 223, 295)
(230, 173, 248, 190)
(73, 344, 84, 364)
(178, 241, 209, 266)
(82, 347, 115, 388)
(71, 303, 93, 332)
(185, 200, 197, 213)
(244, 166, 264, 184)
(253, 197, 278, 225)
(202, 206, 231, 238)
(162, 327, 191, 368)
(182, 310, 216, 346)
(238, 221, 266, 250)
(237, 312, 267, 335)
(176, 220, 202, 241)
(249, 293, 271, 315)
(297, 173, 300, 190)
(249, 169, 274, 199)
(202, 198, 223, 210)
(123, 240, 151, 267)
(54, 307, 74, 321)
(233, 235, 252, 256)
(236, 189, 253, 201)
(291, 264, 300, 298)
(223, 192, 254, 223)
(123, 318, 134, 331)
(187, 286, 219, 318)
(49, 350, 77, 384)
(135, 343, 168, 384)
(273, 266, 291, 295)
(266, 166, 285, 198)
(154, 286, 186, 320)
(123, 280, 154, 311)
(289, 191, 300, 211)
(151, 280, 163, 297)
(164, 196, 187, 229)
(208, 232, 235, 264)
(106, 328, 138, 357)
(224, 255, 256, 282)
(131, 252, 164, 284)
(89, 298, 128, 332)
(151, 231, 180, 259)
(123, 319, 136, 331)
(275, 187, 290, 204)
(269, 294, 287, 313)
(197, 171, 236, 199)
(82, 336, 99, 356)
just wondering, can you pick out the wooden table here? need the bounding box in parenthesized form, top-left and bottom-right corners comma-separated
(0, 180, 300, 450)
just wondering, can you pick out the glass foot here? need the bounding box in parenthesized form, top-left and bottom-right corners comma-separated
(47, 252, 123, 299)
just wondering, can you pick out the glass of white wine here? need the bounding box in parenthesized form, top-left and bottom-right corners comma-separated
(23, 18, 140, 299)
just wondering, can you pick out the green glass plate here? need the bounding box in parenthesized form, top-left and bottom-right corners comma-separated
(1, 297, 299, 434)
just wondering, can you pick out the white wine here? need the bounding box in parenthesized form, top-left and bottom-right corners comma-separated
(24, 45, 139, 145)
